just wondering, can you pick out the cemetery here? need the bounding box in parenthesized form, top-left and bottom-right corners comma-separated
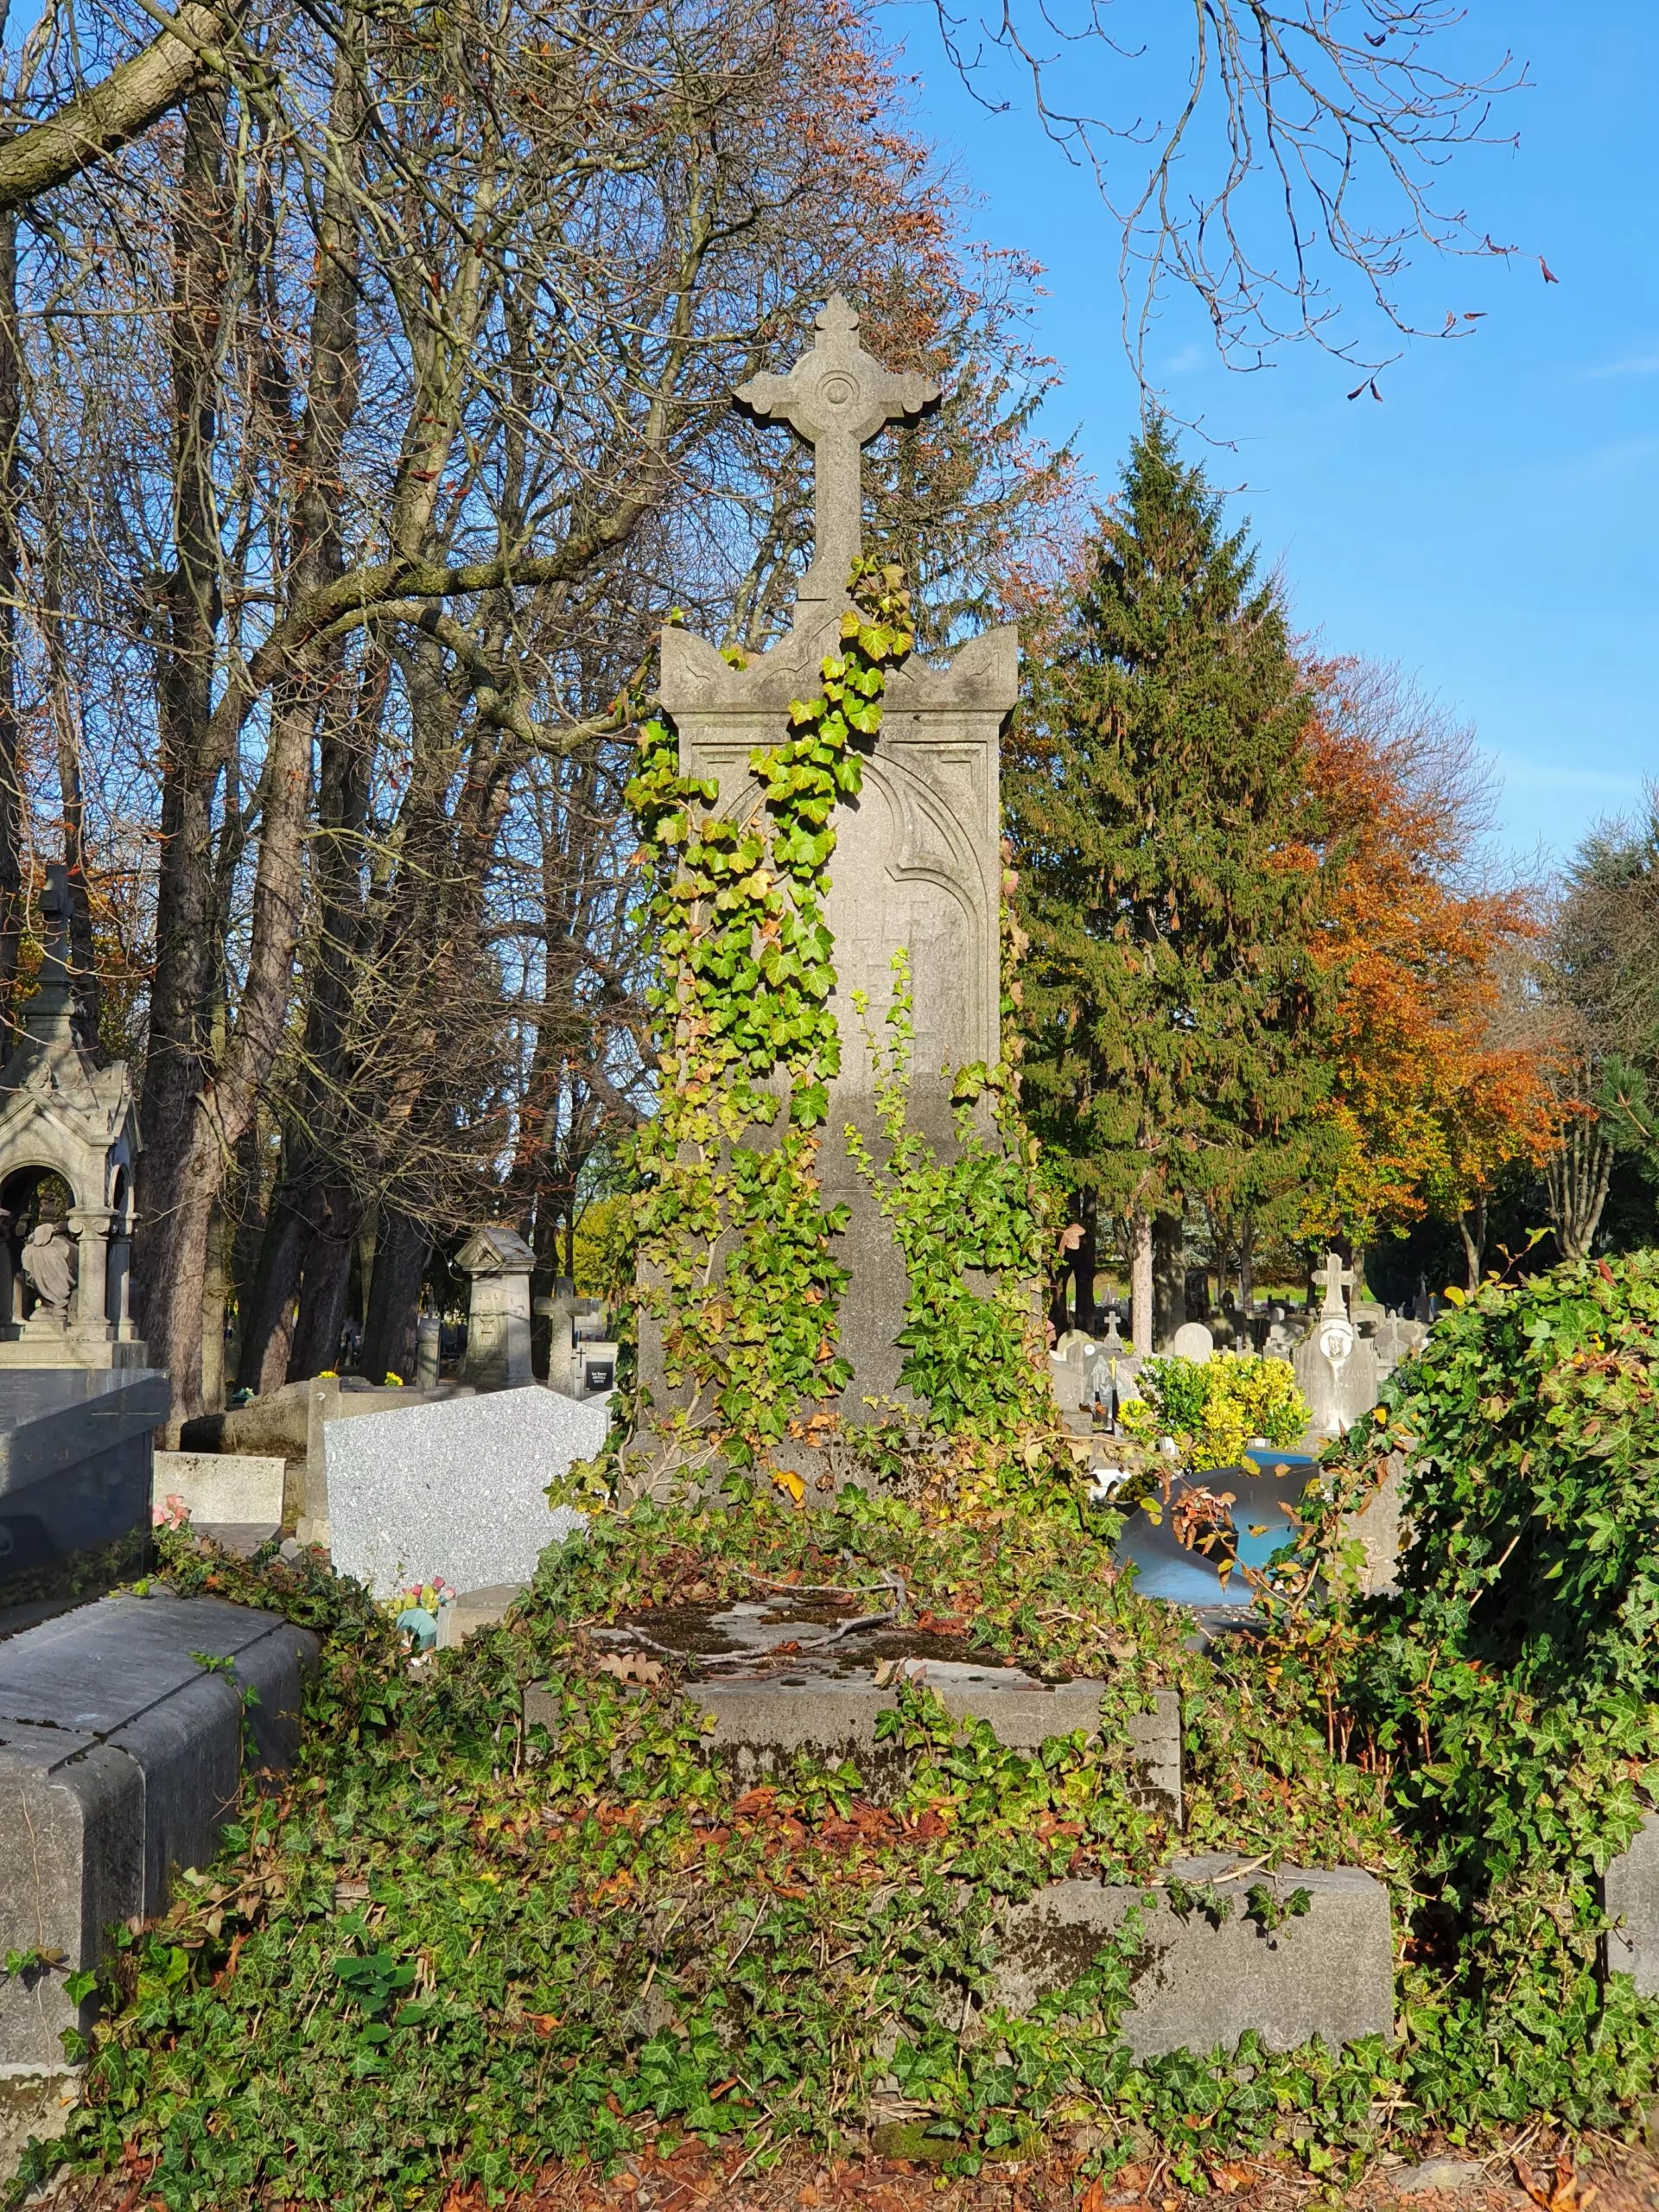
(0, 9, 1645, 2205)
(0, 292, 1652, 2212)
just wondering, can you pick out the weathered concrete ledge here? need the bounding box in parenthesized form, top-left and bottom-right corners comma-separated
(0, 1588, 316, 2065)
(525, 1665, 1182, 1824)
(694, 1669, 1182, 1825)
(995, 1857, 1392, 2057)
(1602, 1808, 1659, 1993)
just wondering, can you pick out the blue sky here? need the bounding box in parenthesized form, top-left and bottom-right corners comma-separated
(889, 0, 1656, 871)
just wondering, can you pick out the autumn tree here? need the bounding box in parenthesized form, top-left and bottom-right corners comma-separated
(1301, 660, 1556, 1289)
(1007, 419, 1337, 1351)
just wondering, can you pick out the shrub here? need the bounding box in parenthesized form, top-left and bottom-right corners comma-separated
(1120, 1351, 1308, 1468)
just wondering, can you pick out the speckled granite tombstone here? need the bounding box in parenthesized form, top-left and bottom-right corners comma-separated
(629, 297, 1019, 1490)
(326, 1384, 600, 1598)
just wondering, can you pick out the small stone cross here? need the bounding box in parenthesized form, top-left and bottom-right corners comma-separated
(735, 295, 939, 607)
(1318, 1249, 1354, 1318)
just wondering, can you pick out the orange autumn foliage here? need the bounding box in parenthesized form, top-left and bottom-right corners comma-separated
(1300, 661, 1558, 1248)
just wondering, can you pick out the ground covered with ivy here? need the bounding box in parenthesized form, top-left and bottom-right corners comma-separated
(16, 1253, 1659, 2212)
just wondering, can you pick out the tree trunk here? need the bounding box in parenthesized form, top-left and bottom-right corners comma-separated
(1544, 1112, 1613, 1262)
(1153, 1211, 1183, 1350)
(200, 1204, 230, 1413)
(361, 1205, 428, 1384)
(41, 518, 99, 1038)
(1072, 1189, 1098, 1333)
(1238, 1212, 1255, 1315)
(1129, 1209, 1154, 1354)
(134, 84, 230, 1408)
(141, 48, 365, 1430)
(1459, 1195, 1487, 1292)
(0, 198, 24, 1034)
(287, 1188, 354, 1381)
(237, 1173, 308, 1392)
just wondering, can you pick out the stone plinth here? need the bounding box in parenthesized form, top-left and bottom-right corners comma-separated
(0, 1367, 168, 1578)
(456, 1225, 535, 1391)
(0, 1589, 315, 2063)
(683, 1669, 1179, 1823)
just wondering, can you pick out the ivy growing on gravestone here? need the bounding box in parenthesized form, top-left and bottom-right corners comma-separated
(624, 557, 1065, 1504)
(624, 557, 917, 1488)
(844, 948, 1052, 1443)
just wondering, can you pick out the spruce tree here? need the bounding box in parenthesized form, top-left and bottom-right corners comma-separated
(1006, 417, 1338, 1344)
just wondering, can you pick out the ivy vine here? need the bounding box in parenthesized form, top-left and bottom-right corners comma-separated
(624, 557, 916, 1486)
(843, 948, 1052, 1443)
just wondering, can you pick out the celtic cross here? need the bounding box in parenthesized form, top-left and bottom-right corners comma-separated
(735, 295, 939, 607)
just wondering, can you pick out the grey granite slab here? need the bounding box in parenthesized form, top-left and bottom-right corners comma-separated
(325, 1383, 600, 1599)
(0, 1370, 168, 1496)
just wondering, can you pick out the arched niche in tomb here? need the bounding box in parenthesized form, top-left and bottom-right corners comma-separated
(0, 867, 144, 1367)
(823, 749, 995, 1093)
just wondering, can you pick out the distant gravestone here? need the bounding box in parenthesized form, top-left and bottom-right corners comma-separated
(631, 296, 1019, 1484)
(1170, 1321, 1215, 1364)
(1294, 1250, 1380, 1440)
(456, 1225, 535, 1390)
(327, 1385, 603, 1599)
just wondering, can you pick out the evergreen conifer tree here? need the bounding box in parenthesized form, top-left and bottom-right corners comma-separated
(1006, 418, 1338, 1346)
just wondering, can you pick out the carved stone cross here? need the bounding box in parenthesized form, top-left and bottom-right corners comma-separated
(735, 294, 938, 608)
(1318, 1249, 1355, 1318)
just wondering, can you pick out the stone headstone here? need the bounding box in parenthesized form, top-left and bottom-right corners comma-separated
(326, 1384, 602, 1599)
(1048, 1351, 1084, 1414)
(455, 1225, 535, 1390)
(415, 1314, 442, 1389)
(1294, 1251, 1380, 1440)
(1170, 1321, 1215, 1363)
(632, 296, 1018, 1478)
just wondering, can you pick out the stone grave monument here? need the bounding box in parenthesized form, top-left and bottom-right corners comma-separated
(631, 296, 1019, 1481)
(0, 866, 145, 1369)
(1294, 1251, 1382, 1441)
(456, 1224, 535, 1389)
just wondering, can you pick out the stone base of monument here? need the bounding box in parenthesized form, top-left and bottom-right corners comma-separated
(522, 1591, 1392, 2056)
(0, 1334, 150, 1371)
(993, 1859, 1392, 2058)
(0, 1368, 168, 1582)
(526, 1596, 1179, 1821)
(530, 1652, 1182, 1822)
(0, 1588, 316, 2065)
